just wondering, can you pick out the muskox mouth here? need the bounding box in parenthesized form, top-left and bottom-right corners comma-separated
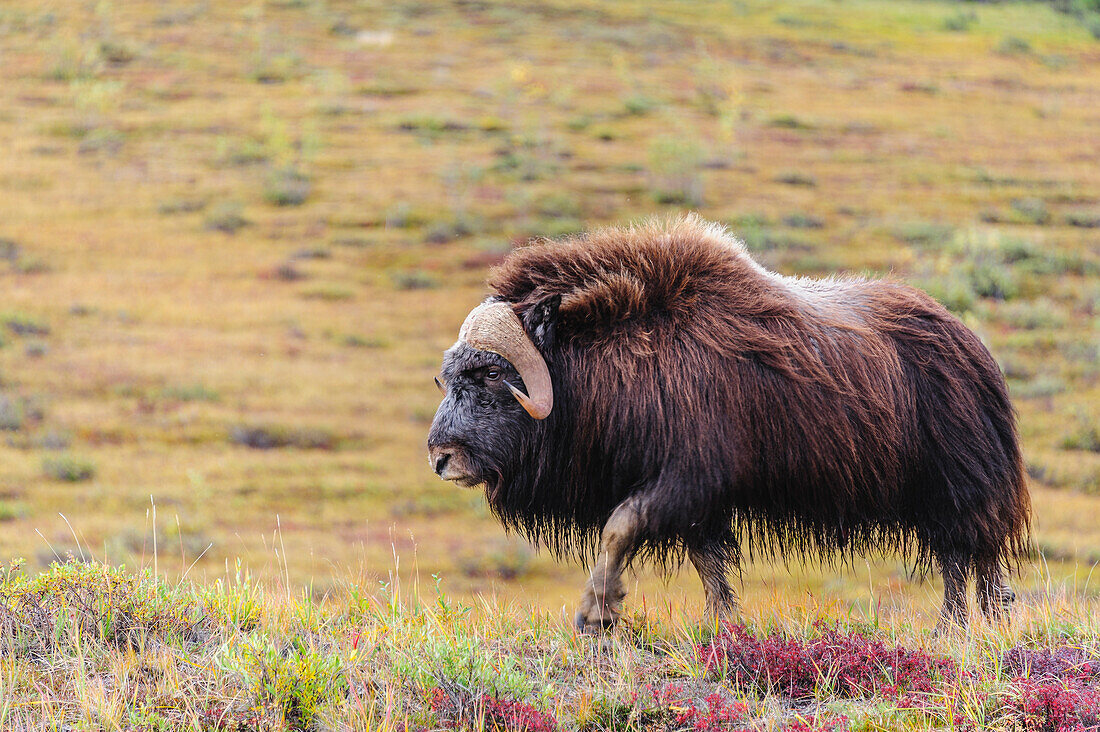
(428, 444, 485, 488)
(440, 469, 483, 489)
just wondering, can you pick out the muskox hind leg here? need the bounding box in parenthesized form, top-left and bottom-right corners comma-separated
(575, 495, 643, 634)
(688, 546, 739, 628)
(935, 553, 970, 631)
(975, 557, 1015, 623)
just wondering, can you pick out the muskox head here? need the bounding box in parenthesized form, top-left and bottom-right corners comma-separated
(426, 295, 559, 489)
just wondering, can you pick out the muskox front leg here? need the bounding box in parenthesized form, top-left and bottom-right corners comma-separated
(975, 557, 1015, 623)
(688, 546, 739, 627)
(575, 496, 643, 633)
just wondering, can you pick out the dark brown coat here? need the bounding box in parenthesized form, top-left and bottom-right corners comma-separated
(430, 215, 1031, 627)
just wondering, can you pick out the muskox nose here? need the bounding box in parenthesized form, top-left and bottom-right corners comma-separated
(428, 446, 452, 476)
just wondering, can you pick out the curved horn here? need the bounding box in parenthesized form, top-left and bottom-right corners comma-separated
(459, 301, 553, 419)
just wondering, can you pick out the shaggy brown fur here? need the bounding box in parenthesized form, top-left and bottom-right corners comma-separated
(429, 215, 1031, 628)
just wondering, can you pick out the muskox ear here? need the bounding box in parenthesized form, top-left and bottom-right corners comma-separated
(521, 294, 560, 352)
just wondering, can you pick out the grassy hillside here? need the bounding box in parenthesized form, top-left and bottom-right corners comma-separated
(0, 0, 1098, 620)
(2, 560, 1100, 730)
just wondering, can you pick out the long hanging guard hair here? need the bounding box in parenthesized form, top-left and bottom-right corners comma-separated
(482, 215, 1031, 576)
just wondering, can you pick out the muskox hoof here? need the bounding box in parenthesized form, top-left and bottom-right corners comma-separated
(574, 611, 616, 634)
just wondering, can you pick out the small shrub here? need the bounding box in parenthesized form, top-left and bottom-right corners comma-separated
(342, 334, 388, 349)
(77, 128, 125, 155)
(774, 171, 817, 187)
(0, 562, 207, 656)
(0, 395, 24, 431)
(36, 430, 72, 451)
(1010, 375, 1065, 399)
(590, 124, 619, 141)
(4, 312, 50, 336)
(331, 235, 372, 248)
(727, 212, 771, 229)
(392, 270, 439, 290)
(157, 198, 207, 215)
(397, 115, 469, 135)
(1004, 679, 1100, 732)
(1064, 208, 1100, 228)
(0, 239, 20, 262)
(891, 221, 955, 249)
(159, 384, 221, 403)
(1009, 197, 1052, 225)
(264, 166, 311, 207)
(273, 261, 306, 281)
(42, 455, 96, 482)
(997, 36, 1032, 55)
(229, 424, 337, 450)
(622, 93, 660, 116)
(202, 565, 263, 630)
(291, 247, 330, 260)
(225, 637, 346, 730)
(536, 217, 586, 239)
(535, 192, 581, 219)
(969, 261, 1019, 300)
(699, 623, 959, 703)
(1002, 645, 1100, 682)
(429, 686, 557, 732)
(491, 150, 558, 181)
(1061, 418, 1100, 452)
(384, 202, 429, 229)
(768, 114, 815, 130)
(915, 272, 976, 314)
(941, 10, 978, 32)
(300, 284, 354, 301)
(647, 135, 705, 206)
(565, 115, 592, 131)
(249, 52, 304, 84)
(457, 540, 533, 580)
(998, 236, 1042, 264)
(0, 502, 27, 522)
(204, 202, 249, 234)
(996, 299, 1065, 330)
(215, 138, 269, 167)
(783, 212, 825, 229)
(98, 40, 139, 66)
(424, 215, 478, 244)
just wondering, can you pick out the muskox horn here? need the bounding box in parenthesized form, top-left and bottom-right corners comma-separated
(459, 301, 553, 419)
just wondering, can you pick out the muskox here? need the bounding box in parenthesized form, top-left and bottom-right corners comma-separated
(427, 216, 1031, 631)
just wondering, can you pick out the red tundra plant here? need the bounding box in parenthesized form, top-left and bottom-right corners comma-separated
(698, 623, 958, 704)
(1002, 645, 1100, 683)
(428, 686, 557, 732)
(633, 683, 753, 732)
(782, 715, 850, 732)
(672, 692, 751, 731)
(633, 681, 847, 732)
(1004, 678, 1100, 732)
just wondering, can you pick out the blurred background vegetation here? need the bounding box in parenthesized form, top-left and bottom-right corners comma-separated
(0, 0, 1097, 619)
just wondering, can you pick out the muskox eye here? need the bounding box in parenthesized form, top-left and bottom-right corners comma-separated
(485, 369, 500, 381)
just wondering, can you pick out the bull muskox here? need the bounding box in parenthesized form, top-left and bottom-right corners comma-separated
(427, 216, 1031, 631)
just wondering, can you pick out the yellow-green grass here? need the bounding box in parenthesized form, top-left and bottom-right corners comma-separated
(0, 0, 1097, 623)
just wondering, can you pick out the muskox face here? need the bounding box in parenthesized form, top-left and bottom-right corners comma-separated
(427, 296, 559, 489)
